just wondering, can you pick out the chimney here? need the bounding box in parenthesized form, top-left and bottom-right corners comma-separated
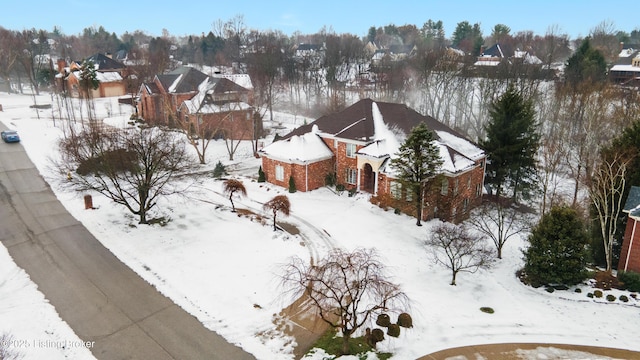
(57, 58, 66, 73)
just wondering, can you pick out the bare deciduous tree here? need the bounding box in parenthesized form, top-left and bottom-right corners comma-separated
(468, 201, 531, 259)
(223, 179, 246, 212)
(427, 222, 493, 285)
(280, 248, 409, 355)
(589, 150, 634, 273)
(263, 194, 290, 231)
(57, 125, 196, 224)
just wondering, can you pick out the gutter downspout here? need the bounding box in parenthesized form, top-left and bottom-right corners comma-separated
(624, 217, 637, 272)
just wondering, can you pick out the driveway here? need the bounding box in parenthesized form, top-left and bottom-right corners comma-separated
(0, 129, 255, 359)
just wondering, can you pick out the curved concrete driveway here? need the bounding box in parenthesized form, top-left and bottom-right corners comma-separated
(0, 133, 255, 359)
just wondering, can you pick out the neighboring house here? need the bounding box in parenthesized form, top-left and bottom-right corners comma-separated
(178, 76, 255, 140)
(474, 43, 542, 67)
(57, 53, 128, 98)
(619, 186, 640, 273)
(609, 46, 640, 85)
(293, 43, 324, 68)
(137, 66, 255, 139)
(371, 44, 416, 67)
(259, 98, 486, 223)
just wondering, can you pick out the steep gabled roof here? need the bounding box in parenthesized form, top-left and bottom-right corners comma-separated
(85, 53, 126, 71)
(156, 67, 209, 94)
(272, 99, 484, 175)
(181, 77, 251, 114)
(284, 98, 463, 143)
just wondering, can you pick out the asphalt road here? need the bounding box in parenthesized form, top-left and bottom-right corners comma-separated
(0, 131, 255, 359)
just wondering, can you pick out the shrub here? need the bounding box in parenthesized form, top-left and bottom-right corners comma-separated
(480, 307, 495, 314)
(574, 288, 582, 293)
(618, 271, 640, 292)
(619, 295, 629, 302)
(387, 323, 400, 338)
(397, 313, 413, 328)
(213, 161, 226, 178)
(336, 184, 345, 192)
(587, 292, 594, 298)
(257, 166, 266, 182)
(288, 176, 296, 193)
(522, 206, 589, 286)
(371, 328, 385, 342)
(606, 294, 616, 302)
(376, 314, 391, 327)
(324, 172, 336, 187)
(594, 290, 603, 298)
(545, 287, 555, 293)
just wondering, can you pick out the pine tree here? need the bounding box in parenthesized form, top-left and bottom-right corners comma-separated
(481, 84, 540, 203)
(257, 166, 266, 182)
(564, 38, 607, 88)
(523, 206, 589, 286)
(390, 123, 443, 226)
(288, 175, 297, 193)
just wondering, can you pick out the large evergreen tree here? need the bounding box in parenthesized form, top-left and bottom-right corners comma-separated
(523, 206, 589, 286)
(390, 123, 443, 226)
(481, 84, 540, 203)
(564, 37, 607, 88)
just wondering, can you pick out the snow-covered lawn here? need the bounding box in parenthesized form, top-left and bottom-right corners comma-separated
(1, 92, 639, 360)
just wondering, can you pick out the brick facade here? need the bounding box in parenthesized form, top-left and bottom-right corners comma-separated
(183, 110, 255, 140)
(261, 156, 334, 192)
(374, 159, 485, 223)
(259, 99, 486, 223)
(619, 217, 640, 273)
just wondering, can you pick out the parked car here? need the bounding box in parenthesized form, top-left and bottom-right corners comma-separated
(1, 130, 20, 143)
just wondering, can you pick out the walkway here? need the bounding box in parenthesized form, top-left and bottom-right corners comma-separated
(419, 343, 640, 359)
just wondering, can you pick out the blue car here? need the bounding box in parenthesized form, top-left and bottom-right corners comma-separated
(1, 130, 20, 143)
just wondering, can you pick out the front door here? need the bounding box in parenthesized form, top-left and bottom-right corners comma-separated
(362, 164, 375, 193)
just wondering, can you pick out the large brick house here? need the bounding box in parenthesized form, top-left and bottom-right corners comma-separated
(137, 66, 255, 139)
(619, 186, 640, 273)
(259, 98, 486, 223)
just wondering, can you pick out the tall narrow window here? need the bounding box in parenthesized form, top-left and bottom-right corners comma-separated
(390, 181, 402, 200)
(346, 143, 357, 158)
(275, 165, 284, 181)
(441, 178, 448, 195)
(346, 168, 358, 184)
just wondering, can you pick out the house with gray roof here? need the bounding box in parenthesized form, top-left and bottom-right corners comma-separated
(259, 98, 486, 223)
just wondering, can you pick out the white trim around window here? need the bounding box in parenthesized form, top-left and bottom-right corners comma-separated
(275, 165, 284, 181)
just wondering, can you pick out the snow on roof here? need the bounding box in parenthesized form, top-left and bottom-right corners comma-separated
(610, 64, 640, 72)
(168, 74, 183, 93)
(95, 71, 123, 83)
(435, 130, 484, 160)
(213, 74, 253, 90)
(619, 48, 637, 57)
(359, 102, 403, 158)
(358, 139, 396, 158)
(70, 70, 123, 83)
(437, 143, 476, 173)
(474, 60, 501, 66)
(260, 125, 333, 164)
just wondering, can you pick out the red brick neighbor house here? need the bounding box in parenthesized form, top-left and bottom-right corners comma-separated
(137, 66, 255, 139)
(619, 186, 640, 273)
(259, 98, 486, 223)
